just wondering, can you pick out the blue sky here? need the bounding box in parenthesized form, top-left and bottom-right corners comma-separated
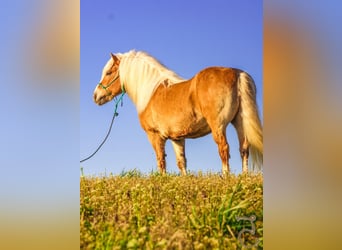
(80, 0, 263, 175)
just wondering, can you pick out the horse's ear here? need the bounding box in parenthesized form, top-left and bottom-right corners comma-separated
(111, 53, 119, 65)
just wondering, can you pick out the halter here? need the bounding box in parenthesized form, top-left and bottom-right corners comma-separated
(98, 72, 126, 95)
(99, 72, 120, 91)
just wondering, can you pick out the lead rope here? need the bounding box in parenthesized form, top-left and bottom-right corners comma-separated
(80, 89, 125, 163)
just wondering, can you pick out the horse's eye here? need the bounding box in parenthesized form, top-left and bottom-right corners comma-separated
(106, 71, 112, 76)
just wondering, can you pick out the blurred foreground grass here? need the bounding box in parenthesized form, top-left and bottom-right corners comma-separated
(80, 171, 263, 249)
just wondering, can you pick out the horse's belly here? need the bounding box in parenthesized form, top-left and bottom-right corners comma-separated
(167, 117, 211, 139)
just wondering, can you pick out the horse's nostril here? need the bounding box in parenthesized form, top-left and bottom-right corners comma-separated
(93, 93, 98, 102)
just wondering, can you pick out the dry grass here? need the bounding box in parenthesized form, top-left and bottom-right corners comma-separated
(80, 171, 263, 249)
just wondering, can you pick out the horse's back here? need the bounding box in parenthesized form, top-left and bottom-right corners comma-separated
(194, 66, 240, 89)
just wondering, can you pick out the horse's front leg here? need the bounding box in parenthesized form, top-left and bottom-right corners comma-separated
(146, 132, 167, 174)
(171, 139, 187, 175)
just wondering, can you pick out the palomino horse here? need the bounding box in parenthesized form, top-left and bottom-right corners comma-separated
(93, 50, 263, 175)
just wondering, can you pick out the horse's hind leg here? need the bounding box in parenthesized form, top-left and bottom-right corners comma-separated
(146, 132, 167, 174)
(171, 139, 187, 175)
(211, 129, 230, 176)
(232, 114, 249, 173)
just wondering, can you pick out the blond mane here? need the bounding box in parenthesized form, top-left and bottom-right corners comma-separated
(115, 50, 185, 113)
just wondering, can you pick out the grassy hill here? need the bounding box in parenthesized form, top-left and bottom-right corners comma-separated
(80, 171, 263, 249)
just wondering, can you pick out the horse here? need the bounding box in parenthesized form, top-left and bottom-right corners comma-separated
(93, 50, 263, 175)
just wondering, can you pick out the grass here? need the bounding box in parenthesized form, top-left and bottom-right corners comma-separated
(80, 170, 263, 249)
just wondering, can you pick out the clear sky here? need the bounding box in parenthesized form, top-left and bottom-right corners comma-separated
(80, 0, 263, 175)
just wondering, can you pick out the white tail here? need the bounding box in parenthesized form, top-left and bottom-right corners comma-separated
(238, 72, 263, 170)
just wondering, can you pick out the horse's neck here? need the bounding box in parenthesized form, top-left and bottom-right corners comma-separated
(120, 53, 184, 113)
(123, 75, 159, 114)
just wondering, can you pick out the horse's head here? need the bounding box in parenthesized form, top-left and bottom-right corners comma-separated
(93, 53, 123, 105)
